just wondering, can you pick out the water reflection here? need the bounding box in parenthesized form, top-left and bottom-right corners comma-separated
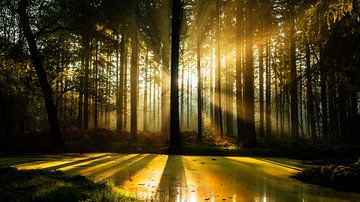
(14, 154, 360, 201)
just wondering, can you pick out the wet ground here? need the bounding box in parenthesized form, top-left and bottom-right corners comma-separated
(6, 153, 360, 201)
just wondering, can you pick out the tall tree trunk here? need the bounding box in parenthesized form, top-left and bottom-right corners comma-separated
(143, 51, 149, 131)
(225, 47, 233, 137)
(18, 0, 64, 145)
(116, 34, 121, 131)
(259, 44, 264, 137)
(130, 8, 139, 141)
(83, 37, 90, 129)
(289, 0, 298, 142)
(329, 70, 338, 141)
(124, 42, 128, 130)
(78, 46, 84, 129)
(305, 43, 316, 142)
(243, 0, 256, 146)
(161, 49, 170, 137)
(210, 45, 214, 133)
(94, 41, 99, 129)
(197, 41, 203, 141)
(169, 0, 182, 151)
(215, 0, 223, 137)
(236, 0, 245, 142)
(187, 68, 191, 129)
(320, 46, 328, 142)
(180, 57, 185, 128)
(119, 35, 126, 132)
(265, 37, 271, 140)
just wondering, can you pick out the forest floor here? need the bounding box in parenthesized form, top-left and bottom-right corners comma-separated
(0, 153, 359, 201)
(1, 129, 359, 162)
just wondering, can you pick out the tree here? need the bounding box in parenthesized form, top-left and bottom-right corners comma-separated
(17, 0, 64, 145)
(289, 0, 299, 142)
(130, 3, 139, 141)
(169, 0, 182, 151)
(243, 0, 256, 146)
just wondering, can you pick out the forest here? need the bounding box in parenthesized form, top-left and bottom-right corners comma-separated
(0, 0, 359, 201)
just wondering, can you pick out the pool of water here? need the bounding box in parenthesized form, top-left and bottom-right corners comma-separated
(12, 153, 360, 201)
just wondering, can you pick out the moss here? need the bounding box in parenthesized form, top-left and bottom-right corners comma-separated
(0, 167, 136, 202)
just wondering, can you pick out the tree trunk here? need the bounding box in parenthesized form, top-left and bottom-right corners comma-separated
(169, 0, 182, 151)
(130, 7, 139, 141)
(197, 41, 203, 141)
(305, 43, 316, 142)
(289, 0, 298, 142)
(320, 45, 328, 142)
(143, 51, 149, 131)
(78, 45, 84, 129)
(215, 0, 223, 137)
(259, 44, 264, 137)
(18, 0, 64, 145)
(243, 0, 256, 146)
(94, 40, 99, 129)
(236, 0, 245, 142)
(83, 37, 90, 129)
(119, 35, 126, 132)
(265, 38, 271, 140)
(161, 48, 170, 137)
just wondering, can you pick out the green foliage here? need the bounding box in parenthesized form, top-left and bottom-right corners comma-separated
(0, 167, 136, 202)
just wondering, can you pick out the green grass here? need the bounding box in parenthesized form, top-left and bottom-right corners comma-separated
(0, 167, 137, 202)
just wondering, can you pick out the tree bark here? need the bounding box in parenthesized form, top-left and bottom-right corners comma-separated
(131, 6, 139, 141)
(214, 0, 223, 137)
(243, 0, 256, 146)
(169, 0, 182, 151)
(236, 0, 245, 142)
(289, 0, 298, 142)
(259, 44, 264, 137)
(197, 41, 203, 141)
(305, 43, 316, 142)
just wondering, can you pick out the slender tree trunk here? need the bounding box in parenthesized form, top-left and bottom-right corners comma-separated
(210, 46, 214, 133)
(187, 68, 191, 129)
(161, 49, 170, 137)
(289, 0, 298, 142)
(149, 65, 153, 130)
(181, 57, 185, 128)
(197, 41, 203, 141)
(305, 43, 316, 142)
(225, 47, 233, 137)
(18, 0, 64, 145)
(329, 70, 338, 141)
(259, 44, 264, 137)
(78, 46, 84, 129)
(124, 43, 128, 130)
(116, 34, 121, 131)
(94, 41, 99, 129)
(119, 35, 126, 132)
(265, 37, 271, 140)
(236, 0, 244, 141)
(130, 8, 139, 141)
(243, 0, 256, 146)
(83, 37, 90, 129)
(320, 46, 328, 142)
(215, 0, 223, 137)
(143, 51, 149, 131)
